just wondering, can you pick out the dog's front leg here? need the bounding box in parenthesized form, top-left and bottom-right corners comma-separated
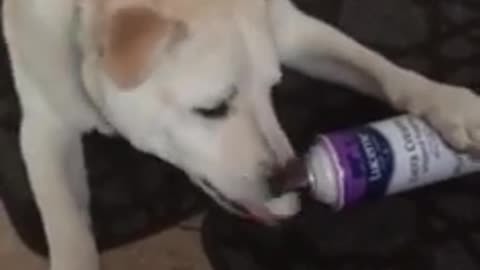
(3, 1, 100, 269)
(270, 0, 480, 153)
(20, 116, 98, 270)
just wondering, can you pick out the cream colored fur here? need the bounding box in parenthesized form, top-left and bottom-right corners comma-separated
(4, 0, 480, 269)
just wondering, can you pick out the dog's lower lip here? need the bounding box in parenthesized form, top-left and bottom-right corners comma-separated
(198, 178, 286, 223)
(238, 201, 280, 225)
(199, 178, 252, 216)
(245, 214, 278, 226)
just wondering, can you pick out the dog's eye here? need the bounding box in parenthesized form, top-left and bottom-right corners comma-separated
(193, 101, 230, 119)
(193, 88, 238, 119)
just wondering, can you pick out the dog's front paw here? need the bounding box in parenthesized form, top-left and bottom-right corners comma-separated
(408, 84, 480, 153)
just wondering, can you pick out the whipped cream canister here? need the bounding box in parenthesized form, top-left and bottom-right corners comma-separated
(272, 115, 480, 209)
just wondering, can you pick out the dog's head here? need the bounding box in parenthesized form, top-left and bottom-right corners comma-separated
(90, 1, 299, 222)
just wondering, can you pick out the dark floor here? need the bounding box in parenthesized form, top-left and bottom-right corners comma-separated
(1, 0, 480, 270)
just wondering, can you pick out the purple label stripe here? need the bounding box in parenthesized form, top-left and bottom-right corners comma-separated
(323, 132, 368, 207)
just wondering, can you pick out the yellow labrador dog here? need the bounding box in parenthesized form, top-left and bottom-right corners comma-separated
(4, 0, 480, 269)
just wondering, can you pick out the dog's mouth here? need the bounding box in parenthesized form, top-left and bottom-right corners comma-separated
(239, 194, 300, 225)
(198, 178, 298, 225)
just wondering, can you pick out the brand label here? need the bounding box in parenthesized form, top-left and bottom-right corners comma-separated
(319, 115, 480, 208)
(324, 126, 394, 206)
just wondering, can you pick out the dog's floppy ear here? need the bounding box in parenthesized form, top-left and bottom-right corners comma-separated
(102, 6, 185, 90)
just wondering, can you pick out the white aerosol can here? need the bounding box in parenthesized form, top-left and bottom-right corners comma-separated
(270, 115, 480, 210)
